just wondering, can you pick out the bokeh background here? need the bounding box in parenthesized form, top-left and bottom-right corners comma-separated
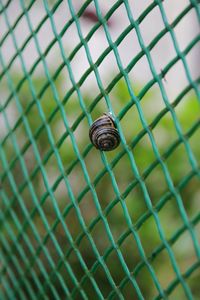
(0, 0, 200, 299)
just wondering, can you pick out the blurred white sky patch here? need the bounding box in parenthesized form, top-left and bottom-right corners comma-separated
(0, 0, 199, 105)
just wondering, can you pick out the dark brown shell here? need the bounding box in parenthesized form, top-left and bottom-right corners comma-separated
(89, 113, 120, 151)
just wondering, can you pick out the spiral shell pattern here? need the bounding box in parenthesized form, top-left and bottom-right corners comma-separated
(89, 113, 120, 151)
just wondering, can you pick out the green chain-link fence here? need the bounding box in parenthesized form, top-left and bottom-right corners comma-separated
(0, 0, 200, 299)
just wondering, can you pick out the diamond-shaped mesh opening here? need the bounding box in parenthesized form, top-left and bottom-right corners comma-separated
(0, 0, 199, 299)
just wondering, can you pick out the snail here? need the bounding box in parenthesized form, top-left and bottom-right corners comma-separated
(89, 113, 120, 151)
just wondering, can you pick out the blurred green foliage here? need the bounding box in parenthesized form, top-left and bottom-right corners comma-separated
(1, 70, 200, 300)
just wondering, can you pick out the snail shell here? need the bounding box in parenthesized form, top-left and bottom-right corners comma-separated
(89, 113, 120, 151)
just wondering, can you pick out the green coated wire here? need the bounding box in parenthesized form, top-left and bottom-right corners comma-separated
(0, 0, 200, 299)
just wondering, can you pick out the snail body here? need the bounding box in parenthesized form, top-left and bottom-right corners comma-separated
(89, 113, 120, 151)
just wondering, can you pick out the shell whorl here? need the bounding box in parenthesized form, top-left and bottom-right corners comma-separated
(89, 113, 120, 151)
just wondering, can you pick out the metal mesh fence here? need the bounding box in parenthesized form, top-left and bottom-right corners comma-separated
(0, 0, 200, 299)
